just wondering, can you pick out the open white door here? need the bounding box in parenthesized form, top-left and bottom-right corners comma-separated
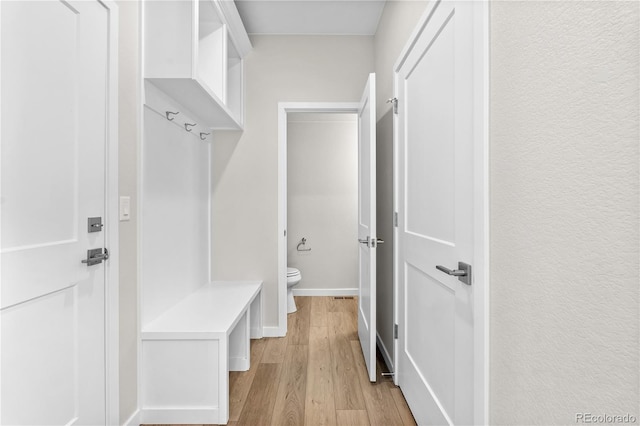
(1, 1, 112, 423)
(396, 0, 480, 424)
(357, 73, 377, 382)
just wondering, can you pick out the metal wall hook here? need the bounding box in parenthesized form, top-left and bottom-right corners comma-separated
(200, 132, 210, 141)
(184, 122, 196, 132)
(165, 111, 179, 121)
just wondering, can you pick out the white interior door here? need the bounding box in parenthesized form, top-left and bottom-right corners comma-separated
(1, 1, 110, 423)
(396, 1, 476, 424)
(357, 73, 377, 382)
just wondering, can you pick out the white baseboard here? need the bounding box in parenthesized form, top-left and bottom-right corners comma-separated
(292, 288, 358, 297)
(263, 325, 286, 337)
(377, 332, 394, 373)
(122, 408, 140, 426)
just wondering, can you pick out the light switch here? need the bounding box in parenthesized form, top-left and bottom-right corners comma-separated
(119, 196, 131, 221)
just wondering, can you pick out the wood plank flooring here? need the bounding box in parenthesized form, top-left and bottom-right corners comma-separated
(147, 296, 416, 426)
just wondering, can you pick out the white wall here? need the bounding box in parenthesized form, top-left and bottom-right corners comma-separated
(373, 0, 429, 369)
(117, 1, 140, 422)
(211, 36, 374, 327)
(287, 113, 358, 294)
(141, 105, 211, 326)
(490, 1, 639, 423)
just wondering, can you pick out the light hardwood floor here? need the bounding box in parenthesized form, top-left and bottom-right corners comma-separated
(146, 296, 416, 426)
(228, 296, 416, 426)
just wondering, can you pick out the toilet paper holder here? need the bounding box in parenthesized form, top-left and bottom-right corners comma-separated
(297, 237, 311, 252)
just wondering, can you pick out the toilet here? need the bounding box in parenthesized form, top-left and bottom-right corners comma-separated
(287, 267, 302, 313)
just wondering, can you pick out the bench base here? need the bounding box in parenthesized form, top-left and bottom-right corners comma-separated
(140, 281, 262, 425)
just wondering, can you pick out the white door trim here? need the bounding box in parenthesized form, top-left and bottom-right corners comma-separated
(277, 102, 360, 336)
(101, 0, 120, 423)
(392, 1, 489, 423)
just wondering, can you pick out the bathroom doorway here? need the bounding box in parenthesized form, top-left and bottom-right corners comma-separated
(286, 112, 359, 306)
(278, 76, 378, 381)
(278, 102, 359, 336)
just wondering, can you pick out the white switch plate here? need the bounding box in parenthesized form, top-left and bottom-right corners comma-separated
(119, 196, 131, 221)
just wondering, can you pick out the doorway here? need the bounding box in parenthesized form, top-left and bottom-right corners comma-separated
(278, 103, 361, 335)
(278, 72, 378, 382)
(286, 112, 359, 301)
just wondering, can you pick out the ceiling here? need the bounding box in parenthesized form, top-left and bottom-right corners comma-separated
(234, 0, 387, 35)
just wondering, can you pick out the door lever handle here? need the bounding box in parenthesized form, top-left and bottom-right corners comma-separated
(358, 237, 370, 245)
(82, 248, 109, 266)
(436, 265, 467, 276)
(435, 262, 472, 285)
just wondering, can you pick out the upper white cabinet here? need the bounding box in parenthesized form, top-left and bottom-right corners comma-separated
(144, 0, 251, 129)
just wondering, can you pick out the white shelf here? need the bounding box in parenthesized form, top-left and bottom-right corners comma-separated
(144, 0, 251, 130)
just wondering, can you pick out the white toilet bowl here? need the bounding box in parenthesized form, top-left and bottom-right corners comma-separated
(287, 267, 302, 313)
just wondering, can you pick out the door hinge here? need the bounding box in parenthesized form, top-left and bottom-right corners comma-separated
(394, 323, 399, 339)
(393, 211, 398, 227)
(387, 97, 398, 114)
(284, 229, 287, 237)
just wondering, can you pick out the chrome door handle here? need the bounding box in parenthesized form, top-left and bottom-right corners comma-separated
(376, 239, 384, 244)
(358, 237, 370, 245)
(436, 265, 467, 276)
(82, 248, 109, 266)
(435, 262, 472, 285)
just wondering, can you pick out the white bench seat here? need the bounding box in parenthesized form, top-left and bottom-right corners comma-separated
(142, 281, 262, 340)
(141, 280, 263, 425)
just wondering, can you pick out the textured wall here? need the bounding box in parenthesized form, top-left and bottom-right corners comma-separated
(211, 36, 374, 327)
(287, 114, 359, 292)
(116, 1, 139, 423)
(373, 0, 429, 369)
(490, 1, 639, 424)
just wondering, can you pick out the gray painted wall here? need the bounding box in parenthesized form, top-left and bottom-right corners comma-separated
(490, 1, 639, 423)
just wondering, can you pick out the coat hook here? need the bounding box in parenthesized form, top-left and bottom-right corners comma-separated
(166, 111, 179, 121)
(184, 123, 196, 132)
(200, 132, 210, 141)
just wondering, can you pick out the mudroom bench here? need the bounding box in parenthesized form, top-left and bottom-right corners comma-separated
(140, 280, 263, 425)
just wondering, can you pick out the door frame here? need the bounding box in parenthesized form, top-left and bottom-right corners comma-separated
(276, 102, 359, 336)
(391, 0, 489, 423)
(101, 0, 120, 423)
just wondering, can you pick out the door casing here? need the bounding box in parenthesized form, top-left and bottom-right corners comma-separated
(103, 2, 120, 423)
(392, 0, 489, 423)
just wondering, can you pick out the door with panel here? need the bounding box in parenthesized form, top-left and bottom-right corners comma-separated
(396, 1, 476, 424)
(1, 1, 110, 423)
(357, 73, 377, 382)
